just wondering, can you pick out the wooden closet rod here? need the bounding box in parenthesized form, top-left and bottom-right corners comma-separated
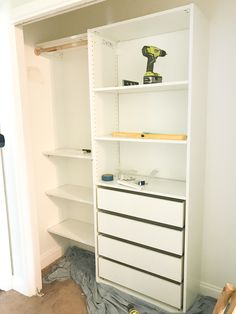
(34, 39, 88, 56)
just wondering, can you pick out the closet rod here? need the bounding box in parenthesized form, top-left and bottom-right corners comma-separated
(34, 39, 88, 56)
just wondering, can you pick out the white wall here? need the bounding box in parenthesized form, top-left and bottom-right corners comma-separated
(5, 0, 236, 298)
(201, 0, 236, 294)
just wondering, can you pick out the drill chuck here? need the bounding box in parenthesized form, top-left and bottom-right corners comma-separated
(158, 49, 167, 57)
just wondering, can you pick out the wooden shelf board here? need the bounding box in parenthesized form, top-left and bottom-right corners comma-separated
(95, 135, 187, 145)
(97, 178, 186, 200)
(48, 219, 94, 247)
(93, 81, 188, 94)
(46, 184, 93, 205)
(43, 148, 92, 160)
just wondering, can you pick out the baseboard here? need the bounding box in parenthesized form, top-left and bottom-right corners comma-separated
(40, 246, 65, 269)
(200, 281, 222, 299)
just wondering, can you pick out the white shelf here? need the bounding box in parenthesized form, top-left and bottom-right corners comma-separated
(43, 148, 92, 160)
(93, 81, 188, 94)
(90, 5, 190, 41)
(95, 135, 187, 145)
(48, 219, 94, 247)
(97, 178, 186, 200)
(46, 184, 93, 205)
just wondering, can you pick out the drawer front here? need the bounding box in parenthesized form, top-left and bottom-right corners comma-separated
(97, 188, 184, 227)
(98, 257, 182, 309)
(97, 212, 184, 255)
(98, 235, 183, 282)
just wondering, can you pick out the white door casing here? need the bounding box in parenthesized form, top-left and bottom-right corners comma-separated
(0, 139, 12, 291)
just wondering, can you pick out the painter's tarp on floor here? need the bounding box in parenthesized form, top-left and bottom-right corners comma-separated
(43, 247, 216, 314)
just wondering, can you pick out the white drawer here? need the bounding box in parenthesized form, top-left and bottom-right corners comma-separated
(98, 235, 183, 282)
(97, 188, 184, 227)
(98, 257, 182, 309)
(97, 212, 184, 255)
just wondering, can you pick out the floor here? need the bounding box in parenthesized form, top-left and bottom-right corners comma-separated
(0, 279, 88, 314)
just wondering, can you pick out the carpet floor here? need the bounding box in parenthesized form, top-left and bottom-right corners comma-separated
(0, 279, 88, 314)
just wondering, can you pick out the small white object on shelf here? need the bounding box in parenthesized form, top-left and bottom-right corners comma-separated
(46, 184, 93, 204)
(117, 179, 143, 191)
(48, 219, 94, 246)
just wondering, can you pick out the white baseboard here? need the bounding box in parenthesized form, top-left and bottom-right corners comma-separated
(40, 246, 65, 269)
(200, 281, 222, 299)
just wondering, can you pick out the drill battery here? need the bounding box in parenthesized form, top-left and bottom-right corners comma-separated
(143, 72, 162, 84)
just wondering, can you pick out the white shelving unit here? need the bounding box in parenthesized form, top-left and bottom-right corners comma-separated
(89, 4, 208, 312)
(17, 3, 207, 312)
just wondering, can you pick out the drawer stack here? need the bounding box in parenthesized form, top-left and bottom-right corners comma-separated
(96, 187, 185, 309)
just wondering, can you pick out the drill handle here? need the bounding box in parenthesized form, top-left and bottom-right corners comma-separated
(146, 55, 157, 73)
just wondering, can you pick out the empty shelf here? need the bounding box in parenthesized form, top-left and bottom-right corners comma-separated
(43, 148, 92, 160)
(46, 184, 93, 204)
(48, 219, 94, 246)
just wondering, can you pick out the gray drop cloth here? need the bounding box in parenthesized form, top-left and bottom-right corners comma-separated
(43, 246, 216, 314)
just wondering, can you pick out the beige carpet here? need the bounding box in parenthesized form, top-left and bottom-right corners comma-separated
(0, 279, 88, 314)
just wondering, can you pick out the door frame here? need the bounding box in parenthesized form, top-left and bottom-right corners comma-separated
(2, 0, 104, 297)
(0, 143, 12, 291)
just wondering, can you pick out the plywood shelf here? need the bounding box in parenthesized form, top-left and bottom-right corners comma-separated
(48, 219, 94, 247)
(97, 178, 186, 200)
(93, 81, 188, 94)
(46, 184, 93, 205)
(43, 148, 92, 160)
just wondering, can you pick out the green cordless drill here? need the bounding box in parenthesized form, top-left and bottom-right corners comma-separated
(142, 45, 167, 84)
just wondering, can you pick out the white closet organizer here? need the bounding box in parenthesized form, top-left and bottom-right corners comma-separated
(25, 33, 94, 268)
(89, 4, 208, 312)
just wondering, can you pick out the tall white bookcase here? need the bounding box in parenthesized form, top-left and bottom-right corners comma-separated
(88, 4, 208, 311)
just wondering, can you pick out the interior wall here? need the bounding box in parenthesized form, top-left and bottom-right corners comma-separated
(200, 0, 236, 293)
(21, 0, 236, 296)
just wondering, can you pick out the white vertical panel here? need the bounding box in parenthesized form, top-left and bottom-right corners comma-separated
(0, 149, 12, 291)
(184, 4, 208, 311)
(0, 4, 13, 291)
(8, 25, 42, 296)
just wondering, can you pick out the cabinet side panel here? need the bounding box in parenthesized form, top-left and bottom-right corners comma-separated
(184, 5, 208, 311)
(89, 32, 117, 88)
(25, 45, 67, 267)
